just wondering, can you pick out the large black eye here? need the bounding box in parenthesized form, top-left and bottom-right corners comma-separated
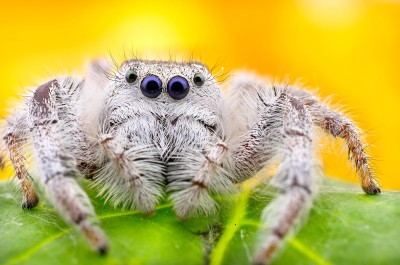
(193, 73, 205, 86)
(167, 76, 189, 100)
(140, 75, 163, 98)
(125, 70, 137, 83)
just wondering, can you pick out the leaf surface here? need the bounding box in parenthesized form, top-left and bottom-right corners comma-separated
(0, 179, 399, 265)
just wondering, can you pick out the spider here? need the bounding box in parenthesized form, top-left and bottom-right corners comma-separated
(1, 58, 380, 265)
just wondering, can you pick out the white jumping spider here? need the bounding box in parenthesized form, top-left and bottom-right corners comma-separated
(1, 58, 380, 265)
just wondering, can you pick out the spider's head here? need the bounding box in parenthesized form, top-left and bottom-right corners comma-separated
(105, 59, 224, 131)
(110, 59, 221, 102)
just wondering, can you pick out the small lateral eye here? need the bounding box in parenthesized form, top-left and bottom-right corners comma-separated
(193, 73, 205, 86)
(125, 70, 137, 84)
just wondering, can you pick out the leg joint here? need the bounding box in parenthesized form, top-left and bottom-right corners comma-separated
(192, 180, 208, 189)
(288, 181, 312, 195)
(29, 80, 59, 126)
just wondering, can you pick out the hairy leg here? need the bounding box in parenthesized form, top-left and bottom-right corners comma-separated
(281, 86, 380, 194)
(169, 140, 232, 219)
(226, 72, 380, 194)
(225, 81, 316, 264)
(275, 85, 380, 194)
(223, 72, 381, 264)
(253, 95, 316, 265)
(309, 103, 380, 194)
(3, 112, 39, 208)
(62, 59, 112, 178)
(98, 134, 164, 213)
(228, 90, 288, 181)
(29, 80, 107, 253)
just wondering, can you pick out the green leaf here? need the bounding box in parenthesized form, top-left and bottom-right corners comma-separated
(0, 179, 399, 265)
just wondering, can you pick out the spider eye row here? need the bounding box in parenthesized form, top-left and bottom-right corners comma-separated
(124, 71, 205, 100)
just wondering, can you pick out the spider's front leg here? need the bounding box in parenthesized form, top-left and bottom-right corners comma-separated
(98, 133, 164, 213)
(29, 80, 108, 253)
(169, 139, 232, 218)
(254, 94, 316, 265)
(230, 92, 316, 265)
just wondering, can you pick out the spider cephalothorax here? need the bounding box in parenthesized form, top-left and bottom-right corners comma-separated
(1, 59, 380, 264)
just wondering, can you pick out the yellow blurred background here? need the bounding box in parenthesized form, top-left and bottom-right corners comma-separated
(0, 0, 399, 189)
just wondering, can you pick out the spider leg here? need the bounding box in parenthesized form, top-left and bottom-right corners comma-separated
(268, 83, 380, 194)
(253, 94, 316, 265)
(277, 86, 380, 194)
(29, 80, 107, 254)
(226, 72, 380, 194)
(310, 103, 380, 194)
(273, 85, 380, 194)
(224, 72, 379, 264)
(98, 134, 164, 213)
(169, 140, 231, 219)
(2, 111, 39, 209)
